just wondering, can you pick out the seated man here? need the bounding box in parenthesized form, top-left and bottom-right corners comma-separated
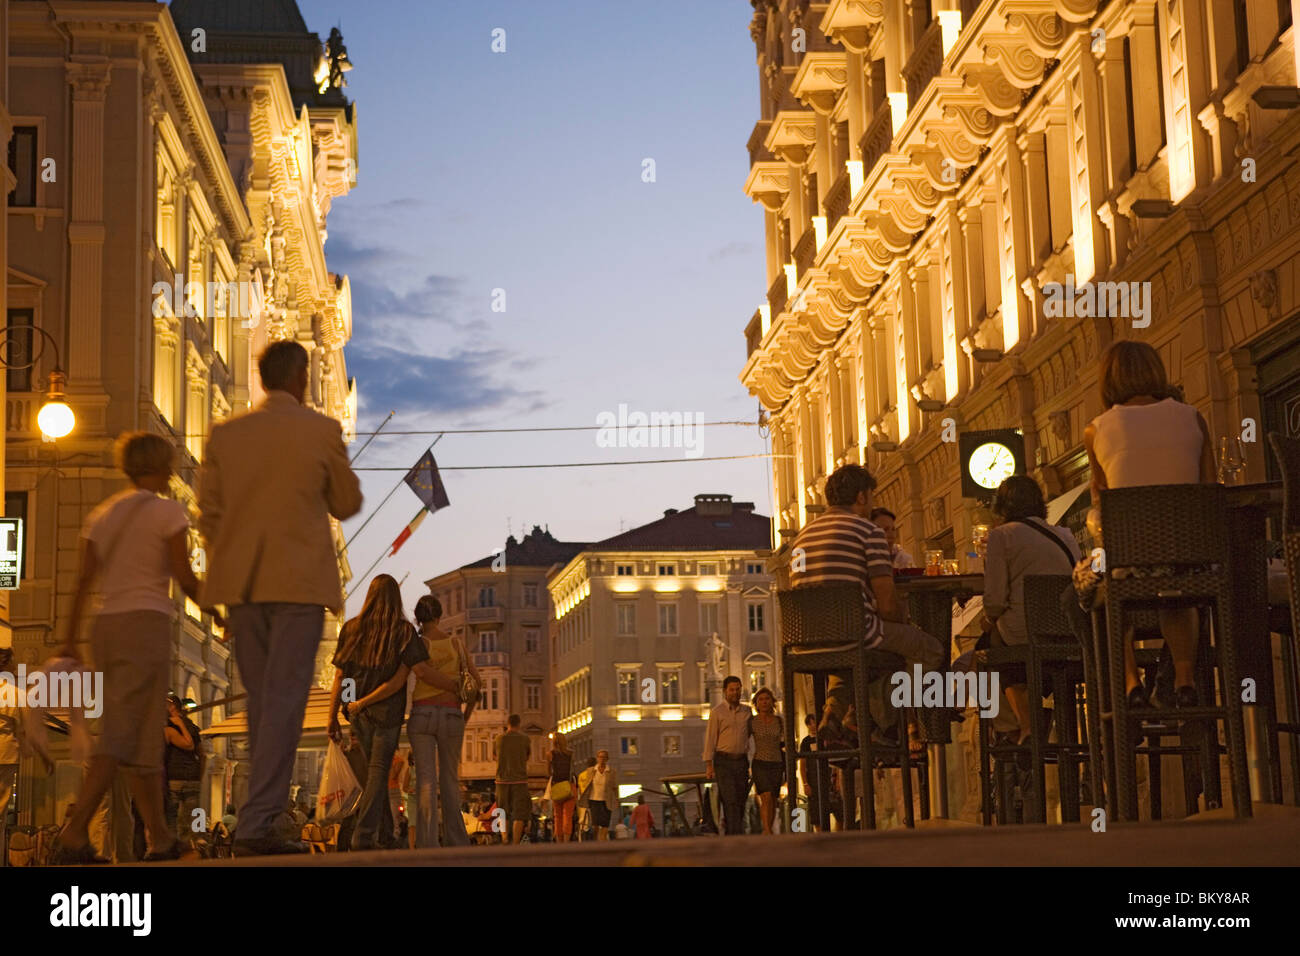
(789, 463, 945, 747)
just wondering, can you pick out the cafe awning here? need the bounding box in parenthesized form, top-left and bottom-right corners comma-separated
(201, 686, 335, 739)
(1047, 483, 1090, 525)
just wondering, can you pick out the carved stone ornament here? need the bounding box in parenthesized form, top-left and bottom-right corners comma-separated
(1049, 409, 1070, 443)
(1250, 268, 1278, 317)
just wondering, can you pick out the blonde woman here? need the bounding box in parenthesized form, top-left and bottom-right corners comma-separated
(548, 731, 578, 842)
(749, 688, 784, 834)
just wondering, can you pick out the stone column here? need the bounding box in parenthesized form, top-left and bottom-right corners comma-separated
(65, 57, 112, 386)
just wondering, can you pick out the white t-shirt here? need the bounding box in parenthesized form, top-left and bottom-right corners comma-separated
(591, 766, 611, 802)
(82, 488, 189, 616)
(1091, 398, 1203, 488)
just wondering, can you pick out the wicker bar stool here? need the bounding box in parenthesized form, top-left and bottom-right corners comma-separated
(1100, 484, 1252, 821)
(1267, 432, 1300, 804)
(778, 584, 922, 830)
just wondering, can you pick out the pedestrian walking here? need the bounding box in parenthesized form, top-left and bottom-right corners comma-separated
(494, 714, 532, 845)
(0, 648, 53, 829)
(576, 756, 597, 841)
(53, 432, 216, 863)
(749, 687, 784, 834)
(198, 340, 362, 857)
(163, 693, 204, 845)
(406, 594, 478, 848)
(630, 793, 655, 839)
(704, 676, 753, 835)
(587, 749, 619, 841)
(326, 574, 428, 850)
(547, 731, 578, 842)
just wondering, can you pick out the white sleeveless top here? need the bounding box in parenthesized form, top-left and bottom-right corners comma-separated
(1090, 398, 1203, 488)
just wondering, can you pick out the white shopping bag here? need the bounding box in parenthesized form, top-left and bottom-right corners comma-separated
(316, 739, 362, 822)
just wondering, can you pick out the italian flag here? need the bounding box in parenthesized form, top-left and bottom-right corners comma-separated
(389, 508, 428, 556)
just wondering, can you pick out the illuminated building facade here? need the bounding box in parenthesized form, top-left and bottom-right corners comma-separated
(4, 0, 357, 826)
(424, 526, 585, 791)
(549, 494, 776, 820)
(742, 0, 1300, 564)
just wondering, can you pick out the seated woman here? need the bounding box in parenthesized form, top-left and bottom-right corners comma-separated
(1083, 340, 1216, 709)
(980, 475, 1083, 746)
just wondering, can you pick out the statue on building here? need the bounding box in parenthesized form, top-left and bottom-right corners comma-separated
(322, 27, 353, 92)
(706, 631, 727, 680)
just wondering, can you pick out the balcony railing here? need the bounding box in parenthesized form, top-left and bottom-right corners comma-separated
(767, 270, 788, 319)
(902, 19, 944, 108)
(858, 102, 893, 179)
(472, 651, 509, 669)
(823, 167, 852, 233)
(793, 225, 817, 277)
(466, 605, 504, 624)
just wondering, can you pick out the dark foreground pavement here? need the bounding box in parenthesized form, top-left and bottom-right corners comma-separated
(168, 803, 1300, 866)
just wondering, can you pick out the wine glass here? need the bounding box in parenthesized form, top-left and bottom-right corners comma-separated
(1217, 436, 1246, 486)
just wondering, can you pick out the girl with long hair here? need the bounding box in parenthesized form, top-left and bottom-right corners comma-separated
(327, 574, 457, 850)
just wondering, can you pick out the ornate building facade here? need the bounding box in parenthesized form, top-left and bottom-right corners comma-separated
(742, 0, 1300, 563)
(4, 0, 357, 827)
(549, 494, 776, 822)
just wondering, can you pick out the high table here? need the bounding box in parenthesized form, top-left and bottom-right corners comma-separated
(894, 572, 985, 819)
(1225, 481, 1284, 804)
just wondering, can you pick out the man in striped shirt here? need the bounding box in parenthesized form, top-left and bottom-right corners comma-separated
(790, 464, 944, 744)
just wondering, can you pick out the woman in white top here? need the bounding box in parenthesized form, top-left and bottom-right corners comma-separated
(52, 433, 219, 864)
(1083, 340, 1215, 709)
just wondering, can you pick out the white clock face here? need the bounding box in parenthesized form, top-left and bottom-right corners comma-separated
(969, 442, 1016, 490)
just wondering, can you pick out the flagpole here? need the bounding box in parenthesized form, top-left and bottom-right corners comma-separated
(344, 507, 425, 603)
(348, 409, 395, 465)
(338, 434, 442, 558)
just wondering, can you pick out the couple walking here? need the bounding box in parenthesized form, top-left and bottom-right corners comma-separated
(54, 341, 367, 860)
(327, 581, 480, 849)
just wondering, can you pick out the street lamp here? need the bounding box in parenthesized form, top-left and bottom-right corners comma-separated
(0, 324, 75, 439)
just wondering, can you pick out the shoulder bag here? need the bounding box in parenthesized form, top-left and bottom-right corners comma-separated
(453, 636, 480, 706)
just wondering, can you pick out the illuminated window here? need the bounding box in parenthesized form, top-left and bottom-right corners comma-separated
(747, 602, 766, 632)
(698, 562, 717, 576)
(663, 735, 682, 756)
(658, 603, 678, 635)
(620, 736, 639, 757)
(616, 564, 634, 576)
(660, 669, 681, 705)
(657, 564, 676, 576)
(616, 603, 636, 636)
(699, 601, 719, 635)
(746, 653, 774, 699)
(617, 669, 639, 706)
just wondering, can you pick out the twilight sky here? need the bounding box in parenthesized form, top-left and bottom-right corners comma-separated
(295, 1, 773, 617)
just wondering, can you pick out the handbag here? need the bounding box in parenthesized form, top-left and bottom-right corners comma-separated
(454, 637, 480, 706)
(550, 779, 572, 803)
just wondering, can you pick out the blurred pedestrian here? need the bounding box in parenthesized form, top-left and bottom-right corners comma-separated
(163, 693, 203, 844)
(576, 756, 597, 841)
(547, 731, 577, 842)
(53, 433, 215, 863)
(199, 340, 362, 857)
(631, 793, 654, 839)
(494, 715, 532, 845)
(749, 687, 784, 834)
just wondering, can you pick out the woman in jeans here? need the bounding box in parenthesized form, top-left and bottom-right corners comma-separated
(403, 595, 479, 848)
(749, 688, 784, 834)
(53, 433, 219, 863)
(548, 731, 578, 842)
(328, 576, 457, 850)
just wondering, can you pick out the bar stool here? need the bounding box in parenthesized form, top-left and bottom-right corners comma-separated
(778, 584, 922, 829)
(1267, 432, 1300, 804)
(1100, 484, 1252, 821)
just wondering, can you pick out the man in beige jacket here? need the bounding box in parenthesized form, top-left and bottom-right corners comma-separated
(199, 340, 362, 856)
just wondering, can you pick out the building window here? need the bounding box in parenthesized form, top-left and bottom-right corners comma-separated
(699, 601, 719, 635)
(4, 492, 27, 581)
(479, 740, 488, 762)
(746, 653, 774, 699)
(747, 602, 766, 632)
(4, 310, 34, 392)
(478, 677, 500, 711)
(697, 562, 717, 576)
(7, 126, 38, 207)
(616, 564, 634, 576)
(524, 680, 541, 711)
(663, 735, 682, 756)
(657, 564, 676, 576)
(747, 561, 765, 575)
(478, 586, 495, 607)
(616, 603, 636, 636)
(617, 669, 639, 706)
(620, 736, 639, 757)
(524, 627, 540, 653)
(523, 582, 539, 607)
(660, 668, 681, 705)
(658, 603, 678, 635)
(478, 630, 498, 652)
